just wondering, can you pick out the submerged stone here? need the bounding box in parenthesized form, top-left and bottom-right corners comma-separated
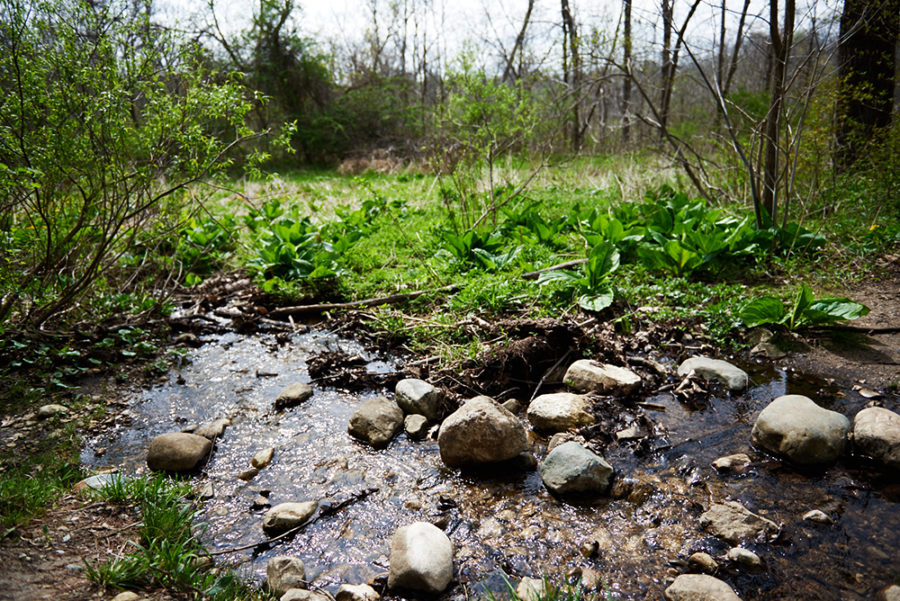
(540, 441, 614, 497)
(267, 556, 306, 595)
(699, 501, 778, 544)
(275, 382, 313, 410)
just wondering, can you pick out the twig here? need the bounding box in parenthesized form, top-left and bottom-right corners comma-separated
(521, 258, 588, 280)
(269, 285, 459, 318)
(529, 350, 572, 403)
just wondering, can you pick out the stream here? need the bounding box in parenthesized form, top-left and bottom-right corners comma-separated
(81, 326, 900, 600)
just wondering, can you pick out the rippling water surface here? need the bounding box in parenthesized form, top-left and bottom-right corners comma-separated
(82, 329, 900, 600)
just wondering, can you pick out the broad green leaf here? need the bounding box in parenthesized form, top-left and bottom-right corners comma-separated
(739, 296, 786, 328)
(585, 241, 620, 288)
(788, 284, 815, 329)
(806, 298, 870, 323)
(578, 288, 614, 312)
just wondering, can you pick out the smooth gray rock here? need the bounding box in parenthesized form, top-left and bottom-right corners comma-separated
(275, 382, 313, 410)
(877, 585, 900, 601)
(262, 502, 317, 535)
(711, 453, 751, 473)
(267, 556, 306, 595)
(751, 395, 850, 464)
(72, 473, 120, 493)
(335, 584, 380, 601)
(348, 397, 404, 449)
(404, 414, 429, 440)
(252, 447, 275, 469)
(438, 396, 528, 467)
(699, 501, 778, 544)
(664, 574, 741, 601)
(395, 379, 442, 420)
(502, 398, 523, 414)
(725, 547, 761, 568)
(37, 404, 68, 419)
(147, 432, 212, 472)
(688, 552, 718, 574)
(853, 407, 900, 470)
(281, 590, 330, 601)
(563, 360, 641, 394)
(527, 393, 594, 432)
(677, 357, 748, 391)
(387, 522, 453, 594)
(540, 441, 614, 496)
(195, 417, 230, 439)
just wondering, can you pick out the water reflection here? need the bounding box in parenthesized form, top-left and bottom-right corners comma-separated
(83, 331, 900, 600)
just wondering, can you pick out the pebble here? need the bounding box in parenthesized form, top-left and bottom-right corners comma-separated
(802, 509, 833, 524)
(688, 552, 718, 573)
(112, 593, 141, 601)
(252, 447, 275, 469)
(725, 547, 761, 568)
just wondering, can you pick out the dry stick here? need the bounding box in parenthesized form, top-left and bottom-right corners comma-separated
(529, 350, 573, 403)
(268, 285, 459, 318)
(521, 258, 588, 280)
(208, 488, 379, 557)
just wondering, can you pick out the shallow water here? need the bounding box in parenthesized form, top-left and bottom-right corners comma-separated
(82, 329, 900, 600)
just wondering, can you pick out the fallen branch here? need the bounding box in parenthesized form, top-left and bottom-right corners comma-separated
(207, 487, 379, 557)
(521, 258, 587, 280)
(269, 285, 459, 318)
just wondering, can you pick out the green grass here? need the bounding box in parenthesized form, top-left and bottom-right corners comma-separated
(85, 474, 266, 600)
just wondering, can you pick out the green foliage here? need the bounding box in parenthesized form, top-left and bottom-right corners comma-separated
(86, 474, 258, 600)
(538, 242, 620, 312)
(439, 228, 521, 272)
(0, 0, 281, 329)
(0, 447, 83, 531)
(740, 284, 869, 330)
(177, 215, 238, 285)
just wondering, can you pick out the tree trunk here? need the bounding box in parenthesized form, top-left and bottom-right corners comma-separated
(836, 0, 900, 170)
(761, 0, 795, 227)
(561, 0, 581, 151)
(623, 0, 632, 144)
(503, 0, 535, 82)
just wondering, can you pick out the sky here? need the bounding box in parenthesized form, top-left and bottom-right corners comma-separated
(156, 0, 840, 74)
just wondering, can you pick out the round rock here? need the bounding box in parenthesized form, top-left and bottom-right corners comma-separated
(852, 407, 900, 470)
(699, 501, 778, 544)
(688, 552, 718, 574)
(725, 547, 761, 568)
(527, 392, 594, 433)
(387, 522, 453, 594)
(540, 441, 614, 497)
(348, 397, 404, 449)
(267, 556, 306, 595)
(281, 591, 330, 601)
(37, 404, 68, 419)
(146, 432, 212, 472)
(252, 447, 275, 469)
(335, 584, 380, 601)
(404, 414, 429, 440)
(677, 357, 748, 391)
(262, 501, 317, 535)
(563, 360, 641, 395)
(438, 396, 528, 467)
(395, 379, 442, 420)
(664, 574, 741, 601)
(750, 395, 850, 465)
(275, 382, 313, 410)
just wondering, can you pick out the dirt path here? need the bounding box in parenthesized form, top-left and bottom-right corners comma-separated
(785, 257, 900, 389)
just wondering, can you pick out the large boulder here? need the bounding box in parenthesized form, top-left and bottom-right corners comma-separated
(146, 433, 211, 472)
(275, 382, 314, 410)
(262, 501, 317, 535)
(527, 393, 594, 433)
(395, 379, 442, 420)
(677, 357, 748, 391)
(699, 501, 778, 544)
(438, 396, 528, 467)
(852, 407, 900, 470)
(563, 360, 641, 395)
(540, 441, 614, 496)
(267, 556, 306, 595)
(387, 522, 453, 594)
(751, 395, 850, 465)
(663, 574, 741, 601)
(348, 397, 404, 449)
